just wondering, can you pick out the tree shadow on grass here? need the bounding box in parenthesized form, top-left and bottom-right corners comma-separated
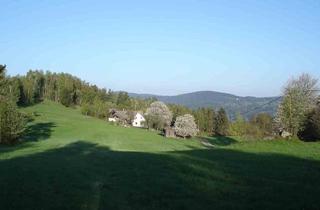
(0, 141, 320, 210)
(198, 136, 238, 146)
(0, 122, 56, 153)
(22, 122, 56, 142)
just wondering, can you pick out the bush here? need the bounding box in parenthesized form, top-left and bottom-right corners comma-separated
(228, 113, 246, 136)
(81, 100, 112, 119)
(250, 113, 273, 136)
(59, 88, 73, 107)
(298, 103, 320, 141)
(0, 99, 26, 144)
(229, 113, 266, 138)
(174, 114, 198, 138)
(81, 103, 91, 116)
(215, 108, 229, 136)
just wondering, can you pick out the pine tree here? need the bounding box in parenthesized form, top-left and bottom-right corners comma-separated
(0, 65, 26, 144)
(215, 108, 229, 136)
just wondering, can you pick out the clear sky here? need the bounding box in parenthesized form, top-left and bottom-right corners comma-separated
(1, 0, 319, 97)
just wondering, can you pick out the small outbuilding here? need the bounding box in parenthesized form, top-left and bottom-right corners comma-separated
(164, 127, 175, 138)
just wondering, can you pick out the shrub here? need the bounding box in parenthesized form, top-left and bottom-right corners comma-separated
(298, 103, 320, 141)
(59, 88, 73, 107)
(0, 99, 26, 144)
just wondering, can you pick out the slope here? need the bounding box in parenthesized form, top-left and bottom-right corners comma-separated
(0, 101, 319, 210)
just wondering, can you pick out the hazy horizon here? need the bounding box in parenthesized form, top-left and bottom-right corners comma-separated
(2, 0, 320, 97)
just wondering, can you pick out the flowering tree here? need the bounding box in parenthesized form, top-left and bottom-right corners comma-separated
(276, 73, 319, 136)
(145, 101, 172, 130)
(174, 114, 198, 138)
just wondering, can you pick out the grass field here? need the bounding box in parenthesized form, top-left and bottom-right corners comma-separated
(1, 101, 320, 210)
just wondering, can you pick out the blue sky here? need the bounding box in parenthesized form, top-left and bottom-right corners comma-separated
(1, 0, 319, 96)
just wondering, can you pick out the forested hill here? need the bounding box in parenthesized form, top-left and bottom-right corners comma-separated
(129, 91, 281, 119)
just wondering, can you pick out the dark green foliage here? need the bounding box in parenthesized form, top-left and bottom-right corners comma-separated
(11, 70, 155, 120)
(0, 100, 26, 144)
(168, 104, 192, 125)
(59, 87, 74, 107)
(193, 107, 215, 134)
(81, 99, 112, 119)
(298, 103, 320, 141)
(215, 108, 229, 136)
(0, 65, 26, 144)
(19, 70, 46, 104)
(0, 65, 5, 79)
(0, 65, 8, 97)
(116, 91, 131, 109)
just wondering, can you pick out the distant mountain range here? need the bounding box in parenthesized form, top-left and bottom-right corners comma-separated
(129, 91, 281, 119)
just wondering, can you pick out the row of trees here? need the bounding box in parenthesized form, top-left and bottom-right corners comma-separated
(3, 65, 318, 142)
(145, 101, 198, 138)
(144, 101, 230, 138)
(228, 113, 273, 138)
(6, 70, 156, 120)
(149, 101, 272, 138)
(2, 66, 278, 141)
(0, 67, 158, 144)
(168, 104, 230, 136)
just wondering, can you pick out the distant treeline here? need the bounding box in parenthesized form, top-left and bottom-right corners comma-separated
(4, 68, 232, 135)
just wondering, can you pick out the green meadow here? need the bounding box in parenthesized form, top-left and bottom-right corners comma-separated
(1, 101, 320, 210)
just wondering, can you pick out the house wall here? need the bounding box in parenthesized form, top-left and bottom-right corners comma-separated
(132, 113, 145, 127)
(108, 117, 117, 122)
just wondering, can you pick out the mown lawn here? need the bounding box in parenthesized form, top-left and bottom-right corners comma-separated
(0, 101, 320, 210)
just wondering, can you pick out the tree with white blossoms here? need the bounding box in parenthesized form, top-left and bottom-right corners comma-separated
(174, 114, 198, 138)
(276, 73, 319, 136)
(145, 101, 172, 130)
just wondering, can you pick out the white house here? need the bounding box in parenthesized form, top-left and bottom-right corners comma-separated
(132, 112, 145, 127)
(108, 117, 117, 122)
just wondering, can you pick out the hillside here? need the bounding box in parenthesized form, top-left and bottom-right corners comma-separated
(0, 101, 320, 209)
(129, 91, 281, 119)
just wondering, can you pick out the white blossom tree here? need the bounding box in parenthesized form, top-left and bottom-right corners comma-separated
(276, 73, 319, 136)
(145, 101, 172, 130)
(174, 114, 198, 138)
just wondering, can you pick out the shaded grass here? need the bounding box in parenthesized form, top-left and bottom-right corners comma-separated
(22, 122, 56, 142)
(1, 141, 320, 210)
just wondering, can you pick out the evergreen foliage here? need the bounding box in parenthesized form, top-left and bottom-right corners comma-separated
(215, 108, 229, 136)
(0, 65, 26, 144)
